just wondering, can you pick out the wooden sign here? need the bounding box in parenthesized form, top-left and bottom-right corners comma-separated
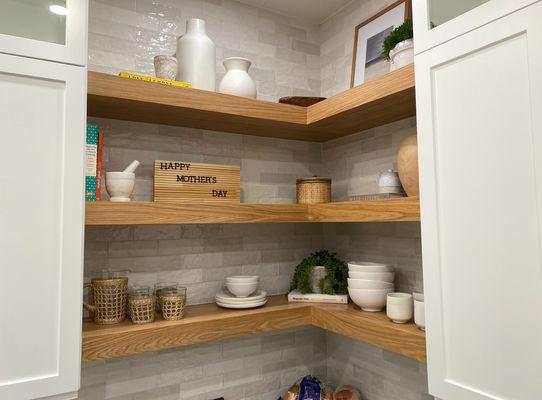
(154, 160, 240, 203)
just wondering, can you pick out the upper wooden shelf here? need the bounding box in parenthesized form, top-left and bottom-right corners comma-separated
(82, 295, 426, 363)
(87, 65, 415, 142)
(85, 197, 420, 225)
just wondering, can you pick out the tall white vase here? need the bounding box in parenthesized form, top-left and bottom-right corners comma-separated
(176, 18, 216, 91)
(218, 57, 257, 98)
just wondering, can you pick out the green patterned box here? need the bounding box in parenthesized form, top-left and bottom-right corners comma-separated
(85, 124, 99, 201)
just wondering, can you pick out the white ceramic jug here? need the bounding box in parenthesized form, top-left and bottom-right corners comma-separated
(176, 18, 216, 91)
(218, 57, 257, 98)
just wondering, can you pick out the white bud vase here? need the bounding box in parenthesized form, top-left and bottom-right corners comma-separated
(176, 18, 216, 91)
(218, 57, 257, 98)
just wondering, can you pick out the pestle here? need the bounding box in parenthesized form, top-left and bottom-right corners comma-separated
(123, 160, 140, 174)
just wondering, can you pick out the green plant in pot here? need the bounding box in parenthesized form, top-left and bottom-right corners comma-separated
(382, 19, 414, 71)
(289, 250, 348, 295)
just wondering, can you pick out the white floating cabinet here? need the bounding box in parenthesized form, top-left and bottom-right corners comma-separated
(414, 1, 542, 399)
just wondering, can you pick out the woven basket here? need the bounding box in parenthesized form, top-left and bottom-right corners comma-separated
(129, 295, 155, 324)
(296, 177, 331, 204)
(161, 293, 186, 321)
(83, 278, 128, 325)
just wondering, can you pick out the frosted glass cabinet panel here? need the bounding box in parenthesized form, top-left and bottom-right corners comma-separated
(429, 0, 489, 28)
(0, 0, 67, 45)
(0, 0, 87, 66)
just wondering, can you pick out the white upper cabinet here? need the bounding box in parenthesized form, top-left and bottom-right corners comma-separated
(412, 0, 539, 54)
(0, 0, 87, 66)
(0, 53, 86, 400)
(415, 1, 542, 400)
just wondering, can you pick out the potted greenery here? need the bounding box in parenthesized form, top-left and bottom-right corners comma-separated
(382, 19, 414, 71)
(289, 250, 348, 295)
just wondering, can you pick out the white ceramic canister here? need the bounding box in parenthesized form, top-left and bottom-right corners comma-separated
(218, 57, 257, 98)
(389, 38, 414, 71)
(176, 18, 216, 91)
(378, 169, 402, 193)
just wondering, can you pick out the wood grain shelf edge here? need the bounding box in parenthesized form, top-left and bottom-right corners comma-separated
(82, 295, 426, 363)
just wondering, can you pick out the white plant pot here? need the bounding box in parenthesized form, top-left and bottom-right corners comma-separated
(389, 39, 414, 72)
(218, 57, 257, 98)
(176, 18, 216, 91)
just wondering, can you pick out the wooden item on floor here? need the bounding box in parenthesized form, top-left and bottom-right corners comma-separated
(87, 65, 415, 142)
(154, 160, 240, 204)
(84, 197, 420, 225)
(397, 133, 419, 196)
(82, 296, 426, 363)
(278, 96, 326, 107)
(296, 177, 331, 204)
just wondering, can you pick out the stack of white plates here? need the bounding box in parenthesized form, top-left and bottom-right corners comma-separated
(347, 262, 395, 312)
(215, 290, 267, 309)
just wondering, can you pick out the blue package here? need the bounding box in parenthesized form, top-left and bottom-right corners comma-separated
(299, 376, 321, 400)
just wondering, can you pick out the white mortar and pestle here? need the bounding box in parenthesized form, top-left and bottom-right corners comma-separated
(106, 160, 140, 202)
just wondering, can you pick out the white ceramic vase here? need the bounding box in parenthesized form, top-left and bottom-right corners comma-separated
(389, 38, 414, 71)
(218, 57, 257, 98)
(176, 18, 216, 91)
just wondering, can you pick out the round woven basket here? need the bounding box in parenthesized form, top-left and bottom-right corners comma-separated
(161, 293, 186, 321)
(296, 177, 331, 204)
(84, 278, 128, 325)
(129, 295, 155, 324)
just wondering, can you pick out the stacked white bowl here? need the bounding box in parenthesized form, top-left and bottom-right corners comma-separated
(347, 262, 395, 312)
(215, 275, 267, 309)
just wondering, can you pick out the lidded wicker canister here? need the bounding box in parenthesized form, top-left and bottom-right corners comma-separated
(83, 270, 129, 325)
(296, 176, 331, 204)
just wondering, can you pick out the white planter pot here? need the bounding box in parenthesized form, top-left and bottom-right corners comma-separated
(218, 57, 257, 98)
(176, 18, 216, 91)
(389, 39, 414, 72)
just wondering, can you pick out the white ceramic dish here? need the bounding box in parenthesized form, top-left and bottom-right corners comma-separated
(347, 278, 394, 289)
(348, 287, 393, 312)
(386, 292, 413, 323)
(216, 299, 267, 309)
(106, 172, 135, 202)
(413, 292, 425, 331)
(225, 280, 258, 297)
(348, 262, 394, 272)
(215, 290, 266, 303)
(225, 275, 259, 283)
(348, 270, 395, 283)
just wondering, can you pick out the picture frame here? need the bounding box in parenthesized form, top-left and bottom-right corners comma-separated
(350, 0, 412, 87)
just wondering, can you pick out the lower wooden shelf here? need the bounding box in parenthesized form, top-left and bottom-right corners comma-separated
(85, 197, 420, 225)
(82, 295, 426, 363)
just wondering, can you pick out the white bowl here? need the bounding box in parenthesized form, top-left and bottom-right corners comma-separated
(348, 270, 395, 283)
(386, 292, 413, 323)
(226, 275, 259, 283)
(348, 262, 394, 272)
(226, 281, 258, 297)
(347, 278, 394, 289)
(348, 287, 393, 312)
(413, 292, 425, 331)
(106, 172, 135, 202)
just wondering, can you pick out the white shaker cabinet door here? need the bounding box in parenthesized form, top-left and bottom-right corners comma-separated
(0, 0, 88, 66)
(0, 53, 86, 399)
(415, 2, 542, 400)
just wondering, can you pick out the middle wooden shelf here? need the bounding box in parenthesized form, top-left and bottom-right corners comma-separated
(85, 197, 420, 225)
(83, 295, 426, 364)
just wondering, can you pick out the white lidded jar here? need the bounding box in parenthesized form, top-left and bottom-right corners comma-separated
(218, 57, 257, 98)
(176, 18, 216, 91)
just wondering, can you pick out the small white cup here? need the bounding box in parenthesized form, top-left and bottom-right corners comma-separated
(386, 292, 413, 323)
(413, 292, 425, 331)
(106, 172, 135, 202)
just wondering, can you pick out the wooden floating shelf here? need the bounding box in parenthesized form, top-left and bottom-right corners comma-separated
(87, 65, 415, 142)
(82, 295, 426, 363)
(85, 197, 420, 225)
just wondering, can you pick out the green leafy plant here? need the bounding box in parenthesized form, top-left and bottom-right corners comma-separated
(382, 19, 413, 60)
(289, 250, 348, 295)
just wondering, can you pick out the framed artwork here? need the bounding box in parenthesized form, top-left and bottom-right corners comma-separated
(350, 0, 412, 87)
